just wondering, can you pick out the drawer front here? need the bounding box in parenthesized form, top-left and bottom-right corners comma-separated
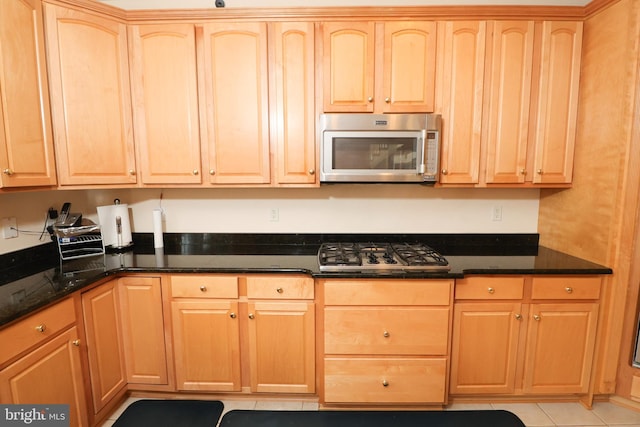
(325, 307, 449, 355)
(455, 277, 524, 300)
(324, 357, 446, 404)
(170, 275, 239, 299)
(0, 298, 76, 366)
(246, 276, 314, 300)
(531, 276, 601, 300)
(323, 280, 452, 306)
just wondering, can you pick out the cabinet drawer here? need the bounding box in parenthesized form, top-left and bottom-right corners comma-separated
(246, 276, 314, 300)
(170, 275, 239, 299)
(531, 277, 601, 300)
(0, 298, 76, 366)
(324, 357, 446, 404)
(324, 280, 452, 306)
(455, 277, 524, 300)
(325, 307, 449, 355)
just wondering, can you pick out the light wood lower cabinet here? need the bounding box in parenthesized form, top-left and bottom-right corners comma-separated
(118, 276, 169, 386)
(320, 279, 453, 405)
(81, 281, 127, 413)
(169, 274, 316, 394)
(0, 299, 87, 427)
(171, 299, 242, 391)
(450, 276, 601, 396)
(246, 276, 315, 393)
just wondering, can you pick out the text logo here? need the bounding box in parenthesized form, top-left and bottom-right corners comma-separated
(0, 405, 69, 426)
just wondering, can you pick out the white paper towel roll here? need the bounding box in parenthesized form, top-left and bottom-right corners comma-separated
(153, 208, 164, 248)
(97, 204, 133, 249)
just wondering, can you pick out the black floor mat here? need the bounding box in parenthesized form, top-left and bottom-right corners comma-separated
(112, 399, 224, 427)
(219, 409, 526, 427)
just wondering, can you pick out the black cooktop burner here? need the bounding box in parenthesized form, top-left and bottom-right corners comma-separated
(318, 242, 450, 272)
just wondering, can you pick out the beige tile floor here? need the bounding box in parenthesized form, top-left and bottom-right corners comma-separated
(99, 399, 640, 427)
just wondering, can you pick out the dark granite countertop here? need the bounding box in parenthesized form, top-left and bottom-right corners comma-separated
(0, 233, 612, 328)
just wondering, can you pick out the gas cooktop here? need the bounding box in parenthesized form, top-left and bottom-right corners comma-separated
(318, 242, 450, 272)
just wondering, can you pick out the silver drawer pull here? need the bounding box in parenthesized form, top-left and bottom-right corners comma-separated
(488, 287, 495, 294)
(35, 324, 46, 333)
(382, 380, 389, 387)
(276, 287, 284, 294)
(383, 330, 390, 338)
(199, 285, 207, 292)
(565, 287, 573, 293)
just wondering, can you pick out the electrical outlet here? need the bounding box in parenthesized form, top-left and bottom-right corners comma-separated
(2, 217, 18, 238)
(492, 206, 503, 222)
(269, 208, 279, 222)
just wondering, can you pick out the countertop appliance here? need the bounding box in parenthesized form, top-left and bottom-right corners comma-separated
(318, 242, 450, 272)
(319, 113, 442, 184)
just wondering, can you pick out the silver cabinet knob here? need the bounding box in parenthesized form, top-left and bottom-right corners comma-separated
(515, 313, 522, 320)
(3, 168, 13, 176)
(35, 324, 46, 333)
(367, 97, 373, 102)
(308, 169, 315, 175)
(209, 169, 215, 175)
(276, 287, 284, 294)
(565, 287, 573, 293)
(199, 285, 207, 292)
(382, 380, 389, 387)
(533, 314, 541, 321)
(488, 287, 495, 294)
(441, 169, 448, 175)
(192, 169, 199, 175)
(385, 97, 391, 103)
(383, 330, 390, 338)
(230, 312, 237, 319)
(129, 169, 136, 175)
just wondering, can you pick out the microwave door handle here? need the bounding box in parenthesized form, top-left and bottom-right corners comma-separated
(419, 135, 426, 173)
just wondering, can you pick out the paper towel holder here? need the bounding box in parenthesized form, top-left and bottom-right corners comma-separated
(99, 199, 134, 253)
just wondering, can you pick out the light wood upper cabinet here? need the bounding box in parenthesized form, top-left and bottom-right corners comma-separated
(322, 21, 436, 113)
(532, 21, 582, 184)
(485, 21, 535, 184)
(272, 22, 317, 184)
(322, 22, 375, 112)
(437, 21, 487, 184)
(44, 4, 136, 186)
(199, 22, 271, 184)
(382, 21, 437, 113)
(129, 24, 202, 185)
(0, 0, 57, 188)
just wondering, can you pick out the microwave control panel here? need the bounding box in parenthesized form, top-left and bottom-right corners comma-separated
(423, 131, 440, 182)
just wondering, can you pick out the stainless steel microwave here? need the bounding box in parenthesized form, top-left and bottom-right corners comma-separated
(319, 113, 442, 184)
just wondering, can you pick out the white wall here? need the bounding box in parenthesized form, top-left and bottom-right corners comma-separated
(0, 186, 539, 254)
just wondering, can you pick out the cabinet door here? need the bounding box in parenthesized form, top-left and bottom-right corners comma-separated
(272, 22, 317, 185)
(523, 303, 598, 394)
(0, 0, 56, 188)
(0, 327, 88, 427)
(118, 276, 168, 385)
(247, 301, 315, 393)
(171, 300, 241, 391)
(532, 21, 582, 184)
(438, 21, 486, 184)
(450, 302, 522, 394)
(199, 22, 270, 184)
(485, 21, 534, 184)
(322, 22, 375, 112)
(44, 4, 136, 186)
(82, 281, 127, 413)
(382, 21, 437, 113)
(129, 24, 202, 185)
